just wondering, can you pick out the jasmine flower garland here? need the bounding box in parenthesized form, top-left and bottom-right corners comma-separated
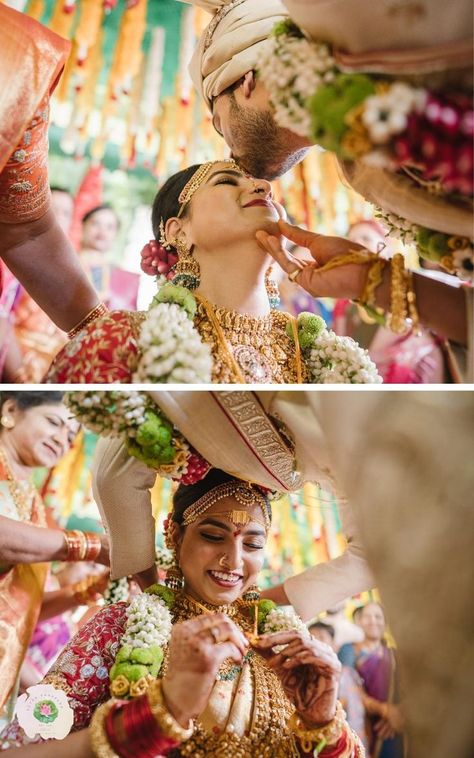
(134, 283, 212, 384)
(109, 586, 174, 699)
(375, 208, 474, 282)
(287, 313, 382, 383)
(66, 391, 192, 479)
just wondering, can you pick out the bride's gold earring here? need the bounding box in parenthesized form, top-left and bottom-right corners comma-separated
(242, 585, 260, 604)
(0, 416, 14, 429)
(265, 266, 280, 309)
(171, 235, 201, 291)
(164, 561, 184, 590)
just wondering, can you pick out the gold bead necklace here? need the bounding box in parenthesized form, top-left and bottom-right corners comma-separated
(0, 445, 38, 522)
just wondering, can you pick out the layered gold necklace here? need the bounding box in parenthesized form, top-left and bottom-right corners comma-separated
(167, 591, 297, 758)
(194, 294, 305, 384)
(0, 445, 40, 523)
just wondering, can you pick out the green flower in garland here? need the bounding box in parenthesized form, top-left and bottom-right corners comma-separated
(309, 74, 375, 154)
(126, 409, 176, 466)
(286, 312, 326, 351)
(272, 19, 303, 38)
(110, 644, 164, 684)
(153, 283, 197, 319)
(257, 599, 277, 633)
(145, 584, 175, 609)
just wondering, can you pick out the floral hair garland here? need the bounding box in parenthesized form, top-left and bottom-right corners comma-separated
(133, 281, 381, 384)
(66, 391, 211, 484)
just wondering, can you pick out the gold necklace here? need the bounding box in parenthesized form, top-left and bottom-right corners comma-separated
(194, 294, 305, 383)
(180, 591, 240, 620)
(194, 293, 247, 383)
(0, 445, 37, 522)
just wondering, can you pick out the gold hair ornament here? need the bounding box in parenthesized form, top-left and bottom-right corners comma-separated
(182, 481, 270, 531)
(176, 159, 242, 216)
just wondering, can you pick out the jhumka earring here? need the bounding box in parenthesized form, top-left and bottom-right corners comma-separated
(159, 219, 200, 291)
(242, 584, 260, 604)
(163, 515, 184, 590)
(0, 416, 14, 429)
(171, 235, 201, 291)
(164, 563, 184, 591)
(265, 266, 280, 309)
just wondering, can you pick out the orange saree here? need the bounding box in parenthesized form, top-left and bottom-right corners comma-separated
(0, 463, 48, 723)
(0, 3, 70, 235)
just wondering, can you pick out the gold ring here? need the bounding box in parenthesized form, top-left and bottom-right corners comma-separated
(288, 268, 301, 282)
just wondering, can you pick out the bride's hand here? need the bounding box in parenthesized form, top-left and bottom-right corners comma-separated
(252, 630, 341, 727)
(256, 219, 373, 300)
(162, 613, 249, 728)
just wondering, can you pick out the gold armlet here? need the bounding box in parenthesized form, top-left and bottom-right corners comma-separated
(289, 700, 345, 753)
(67, 302, 108, 340)
(89, 700, 120, 758)
(147, 679, 194, 742)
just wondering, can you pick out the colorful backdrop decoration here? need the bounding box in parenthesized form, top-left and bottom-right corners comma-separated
(19, 0, 379, 235)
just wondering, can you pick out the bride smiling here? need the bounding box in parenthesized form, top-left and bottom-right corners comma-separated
(46, 159, 380, 384)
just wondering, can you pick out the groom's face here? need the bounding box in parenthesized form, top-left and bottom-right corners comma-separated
(212, 81, 310, 180)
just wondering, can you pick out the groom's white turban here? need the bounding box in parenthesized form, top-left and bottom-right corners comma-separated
(178, 0, 288, 110)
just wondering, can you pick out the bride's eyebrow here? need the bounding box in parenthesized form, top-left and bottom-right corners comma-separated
(207, 169, 243, 183)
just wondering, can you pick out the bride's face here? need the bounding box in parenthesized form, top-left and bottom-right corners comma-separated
(175, 161, 283, 253)
(176, 496, 267, 606)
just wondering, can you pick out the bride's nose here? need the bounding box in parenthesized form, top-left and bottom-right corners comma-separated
(250, 178, 272, 198)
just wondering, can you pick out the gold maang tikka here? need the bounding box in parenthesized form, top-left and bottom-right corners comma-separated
(181, 481, 270, 532)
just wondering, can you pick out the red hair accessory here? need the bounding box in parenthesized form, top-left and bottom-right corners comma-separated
(140, 240, 178, 278)
(180, 451, 211, 486)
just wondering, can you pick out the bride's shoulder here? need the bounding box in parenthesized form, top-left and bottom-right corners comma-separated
(45, 310, 146, 384)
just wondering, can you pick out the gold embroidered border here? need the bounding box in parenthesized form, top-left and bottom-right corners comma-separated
(214, 392, 302, 492)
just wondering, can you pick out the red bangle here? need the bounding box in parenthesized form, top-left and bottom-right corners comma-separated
(105, 702, 130, 758)
(110, 695, 178, 758)
(84, 532, 102, 562)
(319, 731, 349, 757)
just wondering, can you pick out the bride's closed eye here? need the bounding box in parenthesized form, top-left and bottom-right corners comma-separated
(214, 177, 239, 186)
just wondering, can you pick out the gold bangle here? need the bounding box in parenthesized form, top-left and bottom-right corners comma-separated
(386, 253, 409, 334)
(289, 700, 346, 752)
(360, 257, 387, 309)
(67, 302, 108, 340)
(406, 269, 421, 336)
(63, 530, 86, 561)
(147, 680, 194, 742)
(89, 700, 120, 758)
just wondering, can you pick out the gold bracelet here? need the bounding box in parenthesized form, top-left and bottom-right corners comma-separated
(386, 253, 409, 334)
(89, 700, 119, 758)
(405, 269, 421, 335)
(289, 700, 345, 752)
(360, 257, 387, 309)
(147, 679, 194, 742)
(67, 302, 108, 340)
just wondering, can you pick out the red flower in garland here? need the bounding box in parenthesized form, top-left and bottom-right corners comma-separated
(180, 450, 211, 485)
(394, 93, 473, 195)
